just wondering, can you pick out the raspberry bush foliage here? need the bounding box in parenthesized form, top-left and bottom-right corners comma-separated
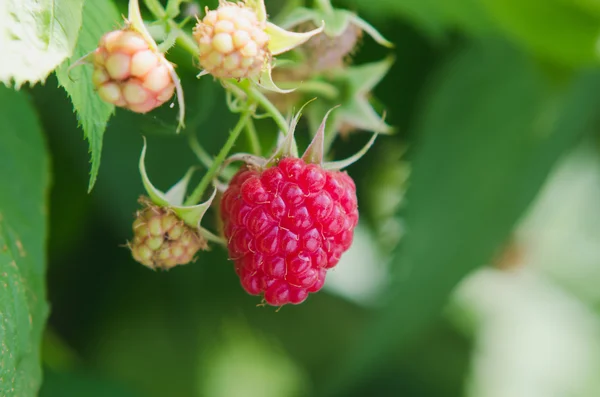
(3, 0, 600, 396)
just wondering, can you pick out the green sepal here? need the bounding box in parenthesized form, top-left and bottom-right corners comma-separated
(128, 0, 158, 51)
(323, 133, 378, 170)
(347, 12, 394, 48)
(164, 167, 196, 206)
(245, 0, 267, 23)
(250, 59, 295, 94)
(267, 99, 316, 164)
(265, 21, 324, 56)
(139, 139, 217, 238)
(302, 106, 338, 165)
(279, 7, 393, 48)
(139, 138, 170, 207)
(305, 57, 394, 137)
(171, 188, 216, 229)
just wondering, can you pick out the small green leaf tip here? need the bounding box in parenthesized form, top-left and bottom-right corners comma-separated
(172, 187, 217, 229)
(302, 105, 339, 165)
(127, 0, 158, 51)
(165, 167, 196, 207)
(139, 137, 170, 207)
(324, 133, 378, 170)
(268, 98, 317, 163)
(265, 21, 325, 56)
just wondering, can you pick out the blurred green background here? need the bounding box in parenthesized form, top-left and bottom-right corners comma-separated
(24, 0, 600, 396)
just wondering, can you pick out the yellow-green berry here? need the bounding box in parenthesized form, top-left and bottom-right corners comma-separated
(129, 200, 207, 270)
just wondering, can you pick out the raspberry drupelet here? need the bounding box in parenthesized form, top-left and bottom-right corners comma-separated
(220, 157, 359, 306)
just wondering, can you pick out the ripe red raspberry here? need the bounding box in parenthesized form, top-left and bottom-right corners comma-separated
(220, 157, 358, 306)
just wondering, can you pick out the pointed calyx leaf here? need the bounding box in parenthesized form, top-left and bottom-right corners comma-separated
(348, 12, 394, 48)
(165, 62, 186, 132)
(139, 138, 169, 207)
(268, 99, 316, 163)
(330, 57, 395, 135)
(278, 6, 392, 49)
(245, 0, 267, 23)
(223, 153, 267, 169)
(276, 7, 315, 29)
(302, 106, 338, 165)
(265, 21, 324, 55)
(128, 0, 158, 50)
(322, 10, 352, 37)
(250, 58, 295, 94)
(324, 133, 378, 170)
(172, 188, 217, 229)
(165, 167, 196, 206)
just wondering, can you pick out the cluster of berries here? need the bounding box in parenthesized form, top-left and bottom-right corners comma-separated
(80, 0, 390, 307)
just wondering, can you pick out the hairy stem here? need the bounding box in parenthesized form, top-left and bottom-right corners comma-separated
(234, 81, 289, 134)
(314, 0, 334, 13)
(184, 111, 252, 206)
(245, 118, 262, 155)
(143, 0, 167, 19)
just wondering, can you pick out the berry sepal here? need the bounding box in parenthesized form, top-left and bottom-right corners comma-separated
(278, 0, 393, 49)
(233, 103, 378, 172)
(139, 138, 221, 244)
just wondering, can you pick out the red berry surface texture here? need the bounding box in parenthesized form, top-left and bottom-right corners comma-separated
(220, 157, 359, 306)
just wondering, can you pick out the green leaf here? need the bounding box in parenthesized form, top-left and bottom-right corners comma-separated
(346, 0, 495, 38)
(0, 86, 51, 397)
(481, 0, 600, 67)
(40, 370, 142, 397)
(0, 0, 84, 87)
(322, 40, 600, 395)
(55, 0, 119, 191)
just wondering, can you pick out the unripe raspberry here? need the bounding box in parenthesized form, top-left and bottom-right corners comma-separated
(93, 29, 176, 113)
(130, 200, 207, 270)
(220, 158, 359, 306)
(193, 2, 269, 79)
(301, 22, 363, 72)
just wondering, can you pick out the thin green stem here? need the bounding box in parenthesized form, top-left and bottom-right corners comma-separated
(232, 81, 289, 134)
(173, 24, 199, 55)
(245, 118, 262, 155)
(143, 0, 167, 19)
(188, 133, 214, 170)
(184, 112, 252, 206)
(166, 26, 287, 135)
(314, 0, 334, 13)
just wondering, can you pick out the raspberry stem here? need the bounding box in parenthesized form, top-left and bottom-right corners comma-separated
(234, 81, 290, 134)
(184, 110, 253, 206)
(154, 9, 290, 134)
(143, 0, 167, 19)
(245, 118, 262, 155)
(314, 0, 335, 13)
